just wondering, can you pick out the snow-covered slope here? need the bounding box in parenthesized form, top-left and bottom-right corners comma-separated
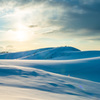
(0, 47, 53, 59)
(0, 46, 100, 100)
(1, 57, 100, 82)
(21, 46, 80, 59)
(0, 58, 100, 100)
(0, 46, 100, 60)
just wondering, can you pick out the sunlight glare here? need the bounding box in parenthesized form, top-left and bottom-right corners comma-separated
(15, 30, 28, 41)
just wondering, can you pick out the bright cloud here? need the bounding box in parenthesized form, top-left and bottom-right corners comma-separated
(0, 0, 100, 51)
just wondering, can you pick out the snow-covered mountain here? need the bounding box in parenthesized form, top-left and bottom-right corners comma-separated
(0, 46, 100, 60)
(0, 47, 53, 59)
(21, 46, 80, 59)
(0, 46, 100, 100)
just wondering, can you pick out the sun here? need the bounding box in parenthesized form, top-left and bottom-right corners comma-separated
(7, 24, 33, 42)
(15, 30, 28, 42)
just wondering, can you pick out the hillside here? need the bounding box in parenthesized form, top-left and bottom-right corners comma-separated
(0, 58, 100, 100)
(0, 47, 53, 59)
(0, 46, 100, 60)
(0, 46, 100, 100)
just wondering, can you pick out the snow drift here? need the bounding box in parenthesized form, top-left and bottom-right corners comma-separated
(0, 46, 100, 100)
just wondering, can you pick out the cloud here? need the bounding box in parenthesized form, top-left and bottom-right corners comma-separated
(0, 0, 100, 42)
(43, 0, 100, 39)
(88, 38, 100, 41)
(28, 25, 38, 28)
(0, 46, 4, 52)
(5, 45, 14, 52)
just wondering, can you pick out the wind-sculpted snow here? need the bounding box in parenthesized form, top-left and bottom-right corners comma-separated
(0, 46, 100, 100)
(0, 59, 100, 100)
(1, 57, 100, 82)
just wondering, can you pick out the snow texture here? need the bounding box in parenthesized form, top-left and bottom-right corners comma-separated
(0, 46, 100, 100)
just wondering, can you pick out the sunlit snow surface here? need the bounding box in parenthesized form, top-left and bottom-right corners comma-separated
(0, 47, 100, 100)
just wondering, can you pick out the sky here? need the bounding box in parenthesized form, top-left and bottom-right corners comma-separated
(0, 0, 100, 52)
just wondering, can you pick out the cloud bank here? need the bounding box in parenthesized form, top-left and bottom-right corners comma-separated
(0, 0, 100, 51)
